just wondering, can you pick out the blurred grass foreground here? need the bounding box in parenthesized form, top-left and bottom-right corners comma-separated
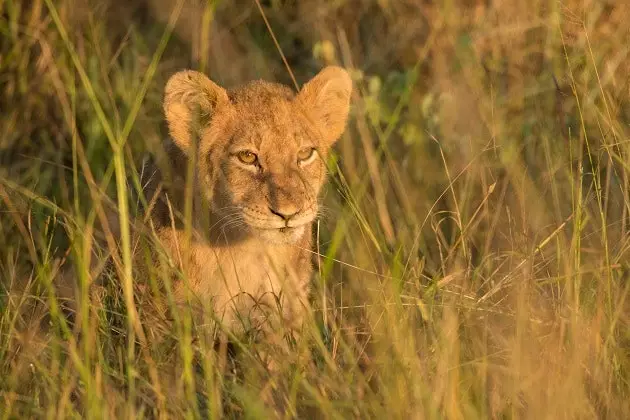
(1, 0, 630, 418)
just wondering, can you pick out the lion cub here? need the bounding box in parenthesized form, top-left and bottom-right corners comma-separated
(139, 66, 352, 336)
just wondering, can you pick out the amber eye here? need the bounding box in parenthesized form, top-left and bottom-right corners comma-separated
(236, 150, 258, 165)
(297, 147, 315, 162)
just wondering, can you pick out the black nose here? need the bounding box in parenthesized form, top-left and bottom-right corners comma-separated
(269, 207, 298, 221)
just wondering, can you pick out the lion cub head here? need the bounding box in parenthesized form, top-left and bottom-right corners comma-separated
(163, 66, 352, 244)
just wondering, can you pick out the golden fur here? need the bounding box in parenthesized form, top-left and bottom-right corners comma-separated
(139, 66, 352, 333)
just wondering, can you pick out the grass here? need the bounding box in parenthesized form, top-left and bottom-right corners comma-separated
(1, 0, 630, 418)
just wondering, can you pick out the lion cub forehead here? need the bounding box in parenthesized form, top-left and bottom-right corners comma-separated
(227, 80, 315, 148)
(228, 80, 295, 105)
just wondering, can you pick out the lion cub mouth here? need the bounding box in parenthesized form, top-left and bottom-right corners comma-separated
(277, 226, 302, 235)
(253, 224, 306, 244)
(239, 208, 314, 241)
(268, 226, 298, 234)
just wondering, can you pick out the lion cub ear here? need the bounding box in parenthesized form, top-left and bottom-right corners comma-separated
(297, 66, 352, 145)
(163, 70, 230, 152)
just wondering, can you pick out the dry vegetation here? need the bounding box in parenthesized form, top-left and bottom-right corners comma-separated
(1, 0, 630, 418)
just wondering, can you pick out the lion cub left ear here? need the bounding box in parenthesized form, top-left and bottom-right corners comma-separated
(163, 70, 230, 154)
(297, 66, 352, 146)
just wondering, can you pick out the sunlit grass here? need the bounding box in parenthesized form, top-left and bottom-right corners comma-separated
(1, 0, 630, 418)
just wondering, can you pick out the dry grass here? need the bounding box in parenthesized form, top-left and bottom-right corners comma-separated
(1, 0, 630, 418)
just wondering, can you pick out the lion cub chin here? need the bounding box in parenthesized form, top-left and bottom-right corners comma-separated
(140, 66, 352, 337)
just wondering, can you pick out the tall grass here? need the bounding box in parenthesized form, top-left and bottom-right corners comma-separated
(1, 0, 629, 418)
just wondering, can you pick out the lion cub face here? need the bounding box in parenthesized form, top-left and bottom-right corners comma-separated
(163, 67, 352, 244)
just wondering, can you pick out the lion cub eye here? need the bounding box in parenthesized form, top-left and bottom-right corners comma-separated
(297, 147, 315, 163)
(236, 150, 258, 165)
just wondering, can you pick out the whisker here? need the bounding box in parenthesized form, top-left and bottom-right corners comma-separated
(207, 211, 245, 234)
(219, 220, 248, 233)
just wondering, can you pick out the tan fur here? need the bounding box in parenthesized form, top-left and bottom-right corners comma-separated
(142, 66, 352, 333)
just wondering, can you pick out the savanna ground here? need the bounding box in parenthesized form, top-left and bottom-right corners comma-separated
(1, 0, 630, 418)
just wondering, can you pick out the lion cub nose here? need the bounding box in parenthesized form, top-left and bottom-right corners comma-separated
(269, 206, 299, 221)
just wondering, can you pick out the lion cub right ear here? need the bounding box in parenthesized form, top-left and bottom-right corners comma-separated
(163, 70, 230, 153)
(297, 66, 352, 146)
